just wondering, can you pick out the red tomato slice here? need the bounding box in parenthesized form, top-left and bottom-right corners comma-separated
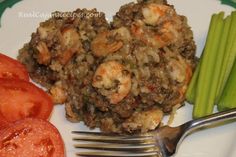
(0, 53, 29, 81)
(0, 118, 65, 157)
(0, 113, 10, 130)
(0, 79, 53, 124)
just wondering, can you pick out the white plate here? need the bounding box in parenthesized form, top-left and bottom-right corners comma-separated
(0, 0, 236, 156)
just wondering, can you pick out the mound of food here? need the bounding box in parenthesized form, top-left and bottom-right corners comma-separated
(18, 0, 196, 133)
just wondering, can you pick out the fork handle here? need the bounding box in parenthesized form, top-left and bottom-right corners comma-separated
(183, 108, 236, 135)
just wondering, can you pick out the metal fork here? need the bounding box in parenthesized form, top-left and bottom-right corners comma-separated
(72, 108, 236, 157)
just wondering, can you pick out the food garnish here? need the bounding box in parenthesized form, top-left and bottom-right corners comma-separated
(186, 11, 236, 118)
(216, 11, 236, 101)
(0, 53, 29, 81)
(185, 58, 201, 104)
(0, 78, 53, 124)
(0, 118, 65, 157)
(0, 53, 64, 156)
(0, 53, 53, 126)
(218, 60, 236, 111)
(0, 113, 9, 130)
(194, 12, 224, 118)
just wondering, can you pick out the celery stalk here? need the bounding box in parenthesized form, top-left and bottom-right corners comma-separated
(205, 15, 232, 112)
(218, 59, 236, 111)
(187, 15, 232, 105)
(216, 11, 236, 101)
(185, 58, 201, 104)
(193, 12, 224, 119)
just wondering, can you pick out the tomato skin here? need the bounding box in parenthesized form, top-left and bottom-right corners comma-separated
(0, 118, 65, 157)
(0, 113, 10, 130)
(0, 79, 53, 124)
(0, 53, 29, 81)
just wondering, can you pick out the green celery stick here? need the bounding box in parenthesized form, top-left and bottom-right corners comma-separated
(185, 58, 201, 104)
(193, 13, 219, 118)
(206, 15, 232, 113)
(216, 11, 236, 101)
(211, 15, 232, 104)
(187, 15, 231, 106)
(193, 12, 224, 119)
(218, 59, 236, 111)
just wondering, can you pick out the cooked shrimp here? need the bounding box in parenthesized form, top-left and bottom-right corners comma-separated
(36, 41, 51, 65)
(165, 54, 193, 105)
(157, 21, 179, 43)
(132, 21, 180, 48)
(167, 55, 192, 83)
(91, 31, 123, 57)
(122, 108, 163, 133)
(142, 4, 175, 26)
(131, 20, 146, 41)
(113, 27, 132, 41)
(92, 61, 131, 104)
(131, 4, 180, 48)
(58, 50, 73, 65)
(61, 27, 81, 51)
(49, 84, 67, 104)
(37, 24, 57, 40)
(167, 58, 186, 83)
(59, 27, 82, 65)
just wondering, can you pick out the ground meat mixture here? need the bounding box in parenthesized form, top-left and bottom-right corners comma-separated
(18, 0, 196, 134)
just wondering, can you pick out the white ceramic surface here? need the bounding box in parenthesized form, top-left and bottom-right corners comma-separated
(0, 0, 235, 156)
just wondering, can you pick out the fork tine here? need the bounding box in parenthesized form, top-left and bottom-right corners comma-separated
(76, 151, 161, 157)
(72, 131, 162, 156)
(73, 135, 155, 144)
(73, 137, 155, 144)
(72, 131, 152, 139)
(74, 143, 158, 152)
